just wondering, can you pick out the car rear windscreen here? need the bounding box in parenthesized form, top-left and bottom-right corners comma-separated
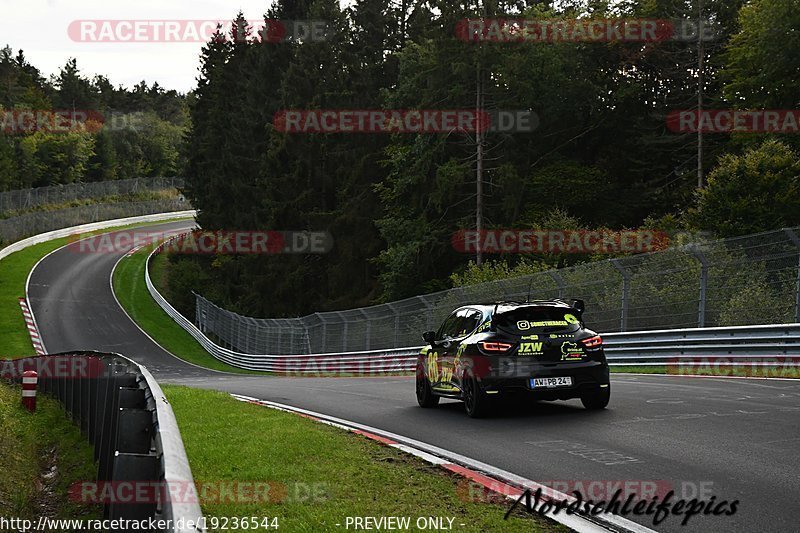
(493, 306, 581, 334)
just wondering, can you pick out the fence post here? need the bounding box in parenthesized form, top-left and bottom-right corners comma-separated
(193, 292, 203, 330)
(303, 316, 313, 354)
(689, 245, 708, 328)
(611, 259, 630, 331)
(360, 310, 371, 351)
(548, 271, 566, 298)
(784, 228, 800, 323)
(386, 303, 400, 348)
(334, 312, 348, 352)
(419, 296, 435, 332)
(317, 313, 329, 353)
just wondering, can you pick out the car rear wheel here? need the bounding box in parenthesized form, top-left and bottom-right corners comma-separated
(416, 364, 439, 408)
(580, 386, 610, 410)
(462, 372, 491, 418)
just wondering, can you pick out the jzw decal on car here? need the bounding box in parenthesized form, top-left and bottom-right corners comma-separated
(518, 342, 544, 355)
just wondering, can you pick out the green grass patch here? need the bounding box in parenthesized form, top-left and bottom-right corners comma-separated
(611, 365, 799, 378)
(0, 240, 74, 356)
(611, 366, 669, 375)
(164, 385, 564, 533)
(0, 216, 192, 357)
(113, 246, 260, 374)
(0, 381, 100, 520)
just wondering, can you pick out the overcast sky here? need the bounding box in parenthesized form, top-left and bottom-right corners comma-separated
(1, 0, 284, 93)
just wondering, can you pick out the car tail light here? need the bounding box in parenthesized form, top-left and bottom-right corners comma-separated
(479, 341, 513, 352)
(581, 335, 603, 348)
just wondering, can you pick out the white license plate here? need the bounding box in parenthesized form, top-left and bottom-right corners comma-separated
(530, 376, 573, 388)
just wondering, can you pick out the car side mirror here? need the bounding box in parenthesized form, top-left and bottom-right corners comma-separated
(422, 331, 437, 346)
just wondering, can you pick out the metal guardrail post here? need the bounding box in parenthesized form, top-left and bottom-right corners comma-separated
(689, 245, 709, 328)
(784, 228, 800, 323)
(611, 259, 630, 331)
(548, 271, 566, 298)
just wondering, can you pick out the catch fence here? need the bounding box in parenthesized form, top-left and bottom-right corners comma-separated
(192, 227, 800, 355)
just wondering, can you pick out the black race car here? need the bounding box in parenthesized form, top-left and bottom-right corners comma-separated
(415, 299, 610, 417)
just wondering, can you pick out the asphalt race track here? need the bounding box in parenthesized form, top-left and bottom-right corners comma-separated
(27, 222, 800, 533)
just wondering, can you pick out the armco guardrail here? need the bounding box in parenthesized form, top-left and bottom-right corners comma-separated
(3, 352, 203, 532)
(603, 324, 800, 365)
(146, 236, 800, 374)
(146, 237, 416, 374)
(0, 210, 196, 263)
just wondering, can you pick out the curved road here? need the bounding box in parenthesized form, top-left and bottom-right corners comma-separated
(28, 221, 800, 533)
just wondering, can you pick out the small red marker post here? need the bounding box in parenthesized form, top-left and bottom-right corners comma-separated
(22, 370, 38, 412)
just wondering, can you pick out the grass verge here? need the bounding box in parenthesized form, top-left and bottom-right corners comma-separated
(164, 385, 564, 533)
(611, 364, 798, 378)
(0, 216, 192, 357)
(0, 381, 100, 520)
(113, 246, 260, 374)
(611, 366, 669, 375)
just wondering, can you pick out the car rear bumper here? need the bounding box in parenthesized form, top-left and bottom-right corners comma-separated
(478, 359, 610, 399)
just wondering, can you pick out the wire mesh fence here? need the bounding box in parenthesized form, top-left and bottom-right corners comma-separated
(0, 176, 185, 216)
(193, 226, 800, 355)
(0, 198, 190, 245)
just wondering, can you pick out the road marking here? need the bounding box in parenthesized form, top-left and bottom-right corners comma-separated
(526, 440, 642, 466)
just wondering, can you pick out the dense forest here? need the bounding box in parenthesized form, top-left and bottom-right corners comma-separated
(0, 48, 187, 189)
